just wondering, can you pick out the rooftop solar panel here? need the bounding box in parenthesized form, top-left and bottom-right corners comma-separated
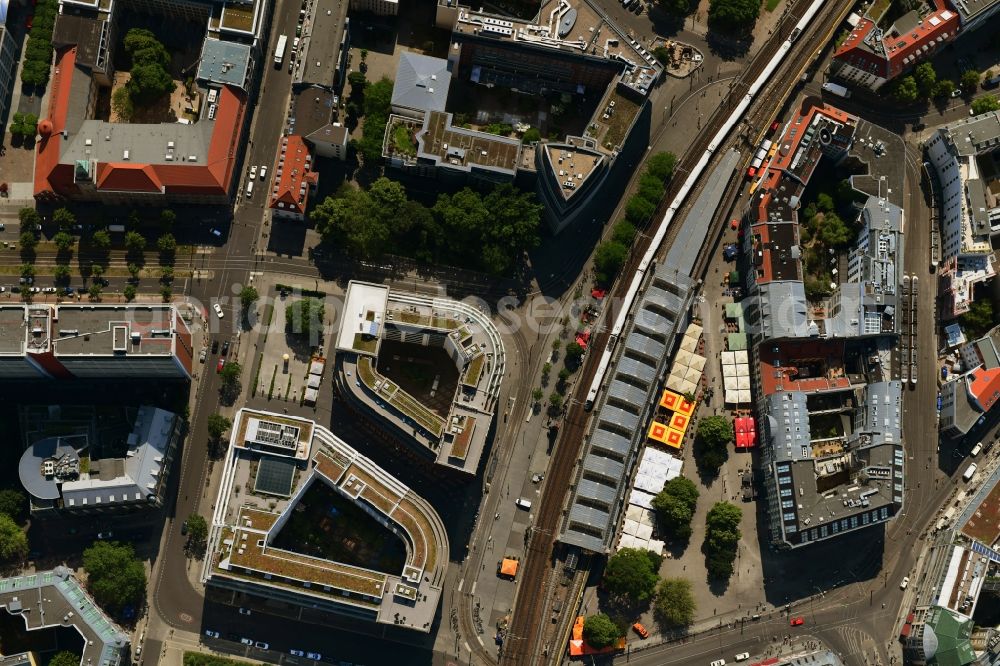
(254, 457, 297, 497)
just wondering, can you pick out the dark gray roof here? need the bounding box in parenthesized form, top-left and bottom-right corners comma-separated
(559, 266, 694, 553)
(391, 53, 451, 113)
(751, 282, 811, 339)
(18, 438, 79, 500)
(198, 39, 251, 90)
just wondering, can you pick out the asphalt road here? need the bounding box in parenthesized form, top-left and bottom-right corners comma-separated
(150, 0, 303, 633)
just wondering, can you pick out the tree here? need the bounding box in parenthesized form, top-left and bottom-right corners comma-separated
(708, 0, 760, 31)
(961, 69, 981, 92)
(933, 79, 956, 99)
(52, 207, 75, 231)
(694, 415, 733, 473)
(53, 231, 75, 252)
(111, 87, 134, 120)
(160, 209, 176, 228)
(657, 0, 691, 17)
(160, 266, 174, 283)
(603, 548, 661, 605)
(156, 233, 176, 255)
(82, 541, 146, 613)
(647, 152, 677, 181)
(531, 387, 544, 403)
(703, 502, 742, 579)
(625, 195, 656, 225)
(285, 298, 325, 340)
(480, 185, 542, 274)
(18, 208, 40, 233)
(891, 76, 920, 104)
(20, 263, 35, 279)
(127, 262, 141, 279)
(207, 413, 232, 441)
(185, 514, 208, 552)
(0, 490, 27, 525)
(360, 48, 368, 62)
(220, 360, 241, 387)
(522, 127, 541, 143)
(612, 221, 636, 246)
(88, 283, 103, 301)
(583, 614, 621, 648)
(914, 62, 937, 98)
(54, 265, 71, 283)
(972, 95, 1000, 115)
(564, 341, 584, 370)
(637, 174, 665, 205)
(160, 285, 172, 302)
(818, 212, 852, 247)
(123, 284, 137, 301)
(652, 476, 699, 540)
(654, 578, 696, 628)
(548, 392, 563, 410)
(960, 298, 994, 338)
(0, 514, 27, 563)
(124, 231, 146, 252)
(90, 230, 112, 251)
(593, 241, 628, 285)
(19, 232, 37, 251)
(312, 188, 388, 259)
(240, 286, 259, 312)
(48, 652, 81, 666)
(347, 70, 367, 92)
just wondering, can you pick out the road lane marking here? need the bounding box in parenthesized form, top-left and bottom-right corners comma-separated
(458, 579, 464, 593)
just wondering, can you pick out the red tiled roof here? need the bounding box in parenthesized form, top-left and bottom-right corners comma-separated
(269, 135, 316, 215)
(833, 19, 889, 78)
(969, 367, 1000, 412)
(757, 339, 851, 396)
(884, 9, 958, 78)
(35, 47, 79, 199)
(35, 56, 248, 201)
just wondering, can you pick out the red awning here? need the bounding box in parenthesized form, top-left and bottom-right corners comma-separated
(736, 432, 750, 448)
(591, 288, 607, 299)
(576, 331, 591, 349)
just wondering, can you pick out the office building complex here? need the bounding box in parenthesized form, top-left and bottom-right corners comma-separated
(925, 111, 1000, 320)
(0, 7, 18, 124)
(741, 99, 906, 549)
(333, 281, 505, 477)
(204, 409, 448, 633)
(382, 0, 660, 233)
(940, 323, 1000, 439)
(19, 405, 183, 513)
(34, 0, 270, 203)
(0, 304, 193, 380)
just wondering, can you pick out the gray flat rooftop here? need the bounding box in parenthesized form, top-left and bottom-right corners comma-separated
(198, 38, 251, 89)
(0, 307, 25, 355)
(392, 53, 451, 114)
(298, 0, 349, 87)
(53, 306, 177, 357)
(62, 117, 216, 169)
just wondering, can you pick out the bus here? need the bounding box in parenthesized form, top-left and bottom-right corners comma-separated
(274, 34, 288, 66)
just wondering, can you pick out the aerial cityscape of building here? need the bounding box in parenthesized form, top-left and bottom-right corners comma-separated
(0, 0, 999, 663)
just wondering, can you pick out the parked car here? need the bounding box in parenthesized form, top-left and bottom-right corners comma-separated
(306, 653, 321, 660)
(254, 641, 269, 650)
(790, 617, 805, 626)
(199, 348, 207, 363)
(249, 165, 258, 179)
(222, 340, 230, 356)
(97, 532, 113, 540)
(259, 166, 268, 180)
(217, 358, 226, 373)
(290, 650, 305, 657)
(632, 622, 649, 639)
(711, 660, 727, 666)
(213, 303, 224, 318)
(204, 630, 220, 639)
(735, 654, 750, 662)
(211, 339, 219, 354)
(210, 228, 222, 238)
(240, 638, 253, 646)
(238, 608, 251, 616)
(180, 521, 188, 536)
(900, 576, 910, 590)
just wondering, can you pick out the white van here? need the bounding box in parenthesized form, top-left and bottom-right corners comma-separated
(963, 463, 978, 482)
(971, 442, 983, 457)
(245, 180, 254, 198)
(515, 498, 532, 510)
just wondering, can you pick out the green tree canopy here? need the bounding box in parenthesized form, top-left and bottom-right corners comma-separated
(708, 0, 760, 31)
(646, 152, 677, 182)
(914, 62, 937, 98)
(124, 231, 146, 252)
(651, 476, 700, 540)
(818, 212, 852, 247)
(933, 79, 956, 98)
(219, 360, 241, 387)
(0, 514, 27, 563)
(654, 578, 696, 628)
(564, 341, 585, 371)
(19, 208, 40, 233)
(0, 490, 27, 525)
(285, 298, 325, 340)
(207, 413, 232, 441)
(160, 209, 176, 228)
(129, 63, 176, 103)
(593, 241, 628, 286)
(961, 70, 981, 91)
(185, 514, 208, 557)
(603, 547, 661, 604)
(82, 541, 146, 613)
(123, 284, 137, 301)
(891, 76, 920, 104)
(657, 0, 692, 17)
(959, 298, 994, 338)
(972, 95, 1000, 115)
(703, 502, 742, 579)
(522, 127, 541, 143)
(612, 221, 636, 246)
(625, 195, 656, 225)
(19, 232, 37, 251)
(583, 613, 621, 648)
(53, 231, 75, 252)
(48, 652, 81, 666)
(637, 174, 665, 205)
(694, 415, 733, 473)
(90, 230, 112, 251)
(157, 233, 177, 254)
(52, 207, 75, 230)
(239, 286, 259, 311)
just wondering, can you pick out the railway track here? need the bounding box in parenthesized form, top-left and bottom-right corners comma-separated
(499, 2, 851, 664)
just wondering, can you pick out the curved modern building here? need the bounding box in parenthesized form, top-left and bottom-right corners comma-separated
(334, 281, 505, 477)
(204, 409, 449, 633)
